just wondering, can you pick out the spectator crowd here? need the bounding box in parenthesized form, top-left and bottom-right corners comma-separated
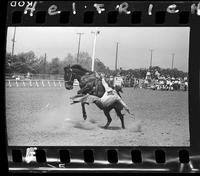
(99, 69, 188, 92)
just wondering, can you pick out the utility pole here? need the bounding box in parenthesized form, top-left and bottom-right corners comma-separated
(171, 53, 175, 69)
(150, 49, 153, 69)
(91, 28, 100, 71)
(115, 42, 119, 71)
(76, 32, 84, 64)
(11, 27, 17, 57)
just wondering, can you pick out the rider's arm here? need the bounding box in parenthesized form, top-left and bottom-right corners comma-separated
(102, 77, 112, 92)
(121, 77, 124, 85)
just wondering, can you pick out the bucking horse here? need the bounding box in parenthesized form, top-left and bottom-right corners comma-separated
(64, 64, 131, 129)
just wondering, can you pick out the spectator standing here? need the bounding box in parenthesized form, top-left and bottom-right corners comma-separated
(113, 73, 124, 88)
(155, 70, 160, 79)
(109, 75, 114, 87)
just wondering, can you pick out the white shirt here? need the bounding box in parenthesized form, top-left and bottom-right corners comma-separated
(71, 77, 129, 111)
(146, 71, 151, 76)
(166, 80, 171, 85)
(113, 76, 123, 87)
(159, 80, 164, 84)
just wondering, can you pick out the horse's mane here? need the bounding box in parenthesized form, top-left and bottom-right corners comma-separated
(71, 65, 90, 73)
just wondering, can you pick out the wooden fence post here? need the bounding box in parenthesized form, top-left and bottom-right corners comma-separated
(42, 81, 44, 87)
(36, 80, 39, 87)
(9, 80, 11, 87)
(16, 80, 18, 87)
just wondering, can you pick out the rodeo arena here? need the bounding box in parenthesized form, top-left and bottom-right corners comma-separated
(6, 28, 189, 147)
(6, 66, 190, 146)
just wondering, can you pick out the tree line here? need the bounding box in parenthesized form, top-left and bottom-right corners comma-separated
(6, 51, 109, 75)
(6, 51, 188, 79)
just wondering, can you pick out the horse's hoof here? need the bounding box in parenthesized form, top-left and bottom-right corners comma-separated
(83, 115, 87, 120)
(103, 126, 108, 129)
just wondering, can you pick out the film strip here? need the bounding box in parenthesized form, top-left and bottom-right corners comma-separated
(3, 0, 200, 173)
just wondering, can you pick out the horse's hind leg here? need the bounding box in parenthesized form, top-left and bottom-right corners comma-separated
(103, 110, 112, 129)
(115, 108, 125, 129)
(81, 102, 87, 120)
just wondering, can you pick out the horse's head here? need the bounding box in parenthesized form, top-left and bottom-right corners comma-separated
(64, 65, 75, 90)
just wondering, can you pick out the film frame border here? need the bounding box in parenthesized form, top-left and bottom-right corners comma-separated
(6, 1, 200, 26)
(3, 0, 200, 173)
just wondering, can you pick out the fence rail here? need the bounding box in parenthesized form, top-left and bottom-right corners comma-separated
(5, 73, 63, 80)
(5, 79, 65, 88)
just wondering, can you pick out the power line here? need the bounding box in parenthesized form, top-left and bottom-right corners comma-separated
(76, 32, 84, 64)
(11, 27, 17, 57)
(115, 42, 119, 71)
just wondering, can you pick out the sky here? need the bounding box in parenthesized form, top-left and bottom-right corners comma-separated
(6, 27, 190, 72)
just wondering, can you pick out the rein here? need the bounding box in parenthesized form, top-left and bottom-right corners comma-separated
(65, 70, 75, 83)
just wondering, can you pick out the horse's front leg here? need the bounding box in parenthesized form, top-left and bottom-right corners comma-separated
(81, 102, 87, 120)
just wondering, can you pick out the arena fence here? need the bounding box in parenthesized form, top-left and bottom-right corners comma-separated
(5, 74, 63, 80)
(5, 79, 65, 88)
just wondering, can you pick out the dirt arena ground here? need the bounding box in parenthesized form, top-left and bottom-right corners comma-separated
(6, 87, 190, 146)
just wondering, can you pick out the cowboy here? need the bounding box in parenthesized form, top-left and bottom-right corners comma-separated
(113, 73, 124, 88)
(71, 74, 130, 114)
(155, 70, 160, 79)
(109, 75, 114, 87)
(113, 72, 124, 95)
(184, 80, 188, 91)
(146, 70, 151, 80)
(166, 77, 171, 90)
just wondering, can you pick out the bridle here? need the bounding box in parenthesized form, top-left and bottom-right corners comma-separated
(65, 68, 75, 84)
